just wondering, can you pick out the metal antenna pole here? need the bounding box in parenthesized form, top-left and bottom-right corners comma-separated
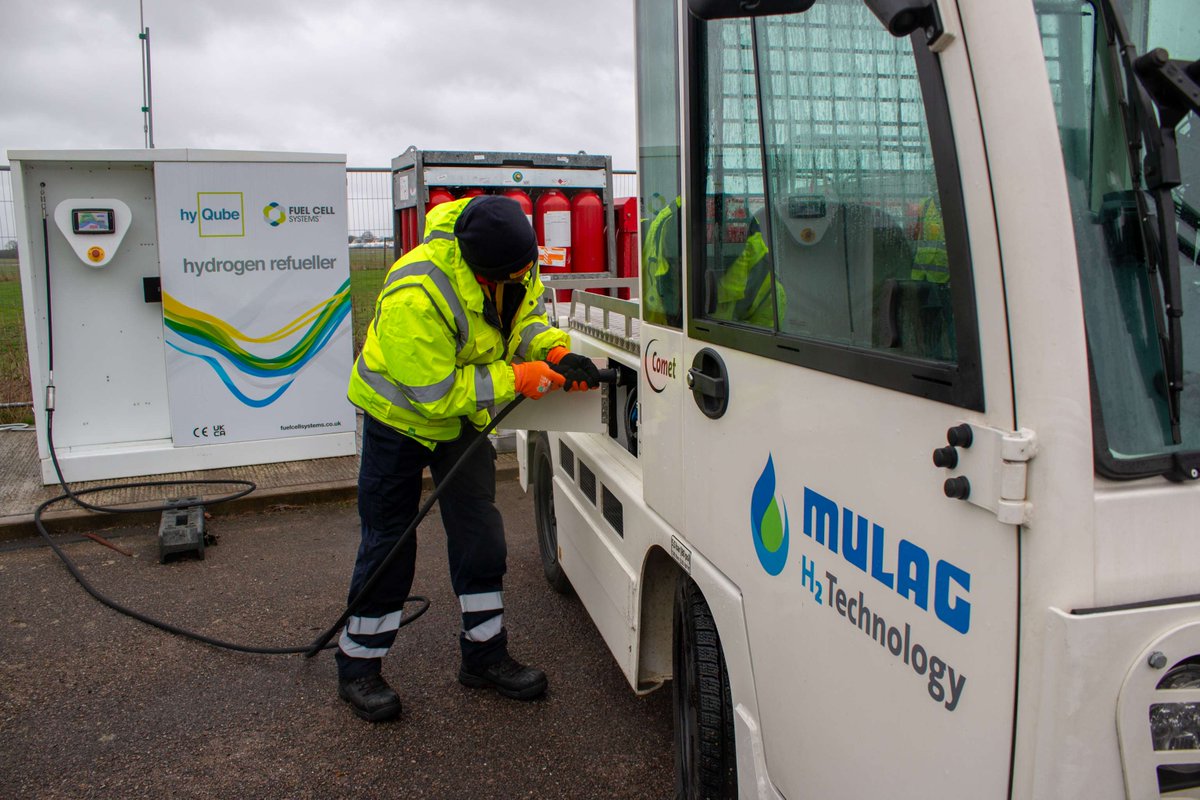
(145, 26, 155, 149)
(139, 0, 155, 148)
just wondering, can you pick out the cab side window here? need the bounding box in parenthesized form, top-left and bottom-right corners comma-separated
(690, 0, 981, 408)
(695, 18, 779, 332)
(758, 8, 954, 361)
(637, 0, 684, 328)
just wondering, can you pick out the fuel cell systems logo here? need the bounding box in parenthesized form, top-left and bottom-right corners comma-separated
(751, 454, 789, 575)
(263, 202, 287, 227)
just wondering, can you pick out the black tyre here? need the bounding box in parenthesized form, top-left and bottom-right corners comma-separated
(532, 435, 572, 594)
(674, 575, 737, 800)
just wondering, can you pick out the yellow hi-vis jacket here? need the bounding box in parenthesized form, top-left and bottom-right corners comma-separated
(642, 199, 784, 328)
(712, 218, 783, 328)
(642, 197, 682, 326)
(911, 197, 949, 284)
(348, 197, 569, 447)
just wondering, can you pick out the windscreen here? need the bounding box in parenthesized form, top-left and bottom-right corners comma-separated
(1035, 0, 1200, 476)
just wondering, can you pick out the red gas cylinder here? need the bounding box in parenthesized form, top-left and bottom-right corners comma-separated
(570, 190, 606, 296)
(422, 188, 456, 241)
(407, 208, 419, 254)
(426, 187, 455, 212)
(534, 189, 571, 300)
(616, 196, 639, 299)
(462, 188, 487, 198)
(398, 208, 412, 254)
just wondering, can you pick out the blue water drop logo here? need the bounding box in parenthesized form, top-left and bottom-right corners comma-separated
(751, 455, 789, 575)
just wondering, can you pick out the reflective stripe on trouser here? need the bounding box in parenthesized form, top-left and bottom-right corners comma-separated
(336, 415, 508, 679)
(460, 591, 504, 647)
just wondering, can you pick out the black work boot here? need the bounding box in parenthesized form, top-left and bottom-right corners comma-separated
(458, 652, 548, 700)
(338, 674, 402, 722)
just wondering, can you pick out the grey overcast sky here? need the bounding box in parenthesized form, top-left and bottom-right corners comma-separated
(1, 0, 638, 169)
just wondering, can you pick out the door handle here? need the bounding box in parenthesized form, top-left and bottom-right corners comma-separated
(687, 348, 730, 419)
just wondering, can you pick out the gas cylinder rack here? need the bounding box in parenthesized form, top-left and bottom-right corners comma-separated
(390, 148, 622, 298)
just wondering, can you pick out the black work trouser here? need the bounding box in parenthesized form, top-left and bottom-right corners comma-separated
(335, 415, 508, 680)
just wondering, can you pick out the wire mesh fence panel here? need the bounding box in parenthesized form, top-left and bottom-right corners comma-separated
(0, 167, 15, 254)
(613, 170, 638, 199)
(0, 167, 31, 422)
(347, 168, 395, 273)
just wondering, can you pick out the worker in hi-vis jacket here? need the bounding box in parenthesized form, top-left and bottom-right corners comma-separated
(337, 195, 599, 722)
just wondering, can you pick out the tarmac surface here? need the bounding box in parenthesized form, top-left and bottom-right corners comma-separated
(0, 423, 674, 799)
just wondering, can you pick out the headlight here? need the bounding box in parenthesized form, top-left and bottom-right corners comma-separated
(1149, 660, 1200, 795)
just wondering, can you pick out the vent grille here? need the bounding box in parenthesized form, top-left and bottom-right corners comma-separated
(579, 462, 596, 505)
(602, 486, 624, 537)
(559, 442, 575, 479)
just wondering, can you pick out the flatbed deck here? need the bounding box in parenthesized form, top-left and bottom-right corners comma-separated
(560, 291, 641, 355)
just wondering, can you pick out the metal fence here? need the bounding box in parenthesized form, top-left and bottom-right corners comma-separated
(0, 165, 637, 263)
(0, 164, 636, 415)
(1, 166, 26, 418)
(0, 166, 14, 257)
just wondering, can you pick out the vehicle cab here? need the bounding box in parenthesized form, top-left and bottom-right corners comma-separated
(522, 0, 1200, 796)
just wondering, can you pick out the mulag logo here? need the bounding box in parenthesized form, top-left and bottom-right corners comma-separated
(750, 455, 789, 575)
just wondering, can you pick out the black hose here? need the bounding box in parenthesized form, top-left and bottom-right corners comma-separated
(35, 203, 611, 659)
(34, 403, 367, 654)
(35, 397, 526, 656)
(304, 370, 617, 655)
(303, 395, 527, 656)
(31, 195, 437, 655)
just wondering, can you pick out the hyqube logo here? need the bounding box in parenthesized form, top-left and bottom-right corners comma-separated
(263, 202, 287, 227)
(196, 192, 245, 238)
(751, 454, 789, 575)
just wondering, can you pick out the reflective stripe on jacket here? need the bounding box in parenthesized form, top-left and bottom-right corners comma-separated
(911, 197, 949, 284)
(348, 197, 569, 447)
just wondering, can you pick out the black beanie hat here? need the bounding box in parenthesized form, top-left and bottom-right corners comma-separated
(454, 196, 538, 280)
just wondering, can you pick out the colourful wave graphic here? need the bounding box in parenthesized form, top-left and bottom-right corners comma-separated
(162, 278, 350, 406)
(751, 454, 789, 576)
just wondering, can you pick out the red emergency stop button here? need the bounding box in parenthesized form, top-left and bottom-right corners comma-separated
(87, 246, 105, 263)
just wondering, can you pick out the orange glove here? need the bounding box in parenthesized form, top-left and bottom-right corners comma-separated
(512, 361, 566, 399)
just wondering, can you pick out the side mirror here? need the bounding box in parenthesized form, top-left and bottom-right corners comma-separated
(862, 0, 944, 41)
(687, 0, 815, 20)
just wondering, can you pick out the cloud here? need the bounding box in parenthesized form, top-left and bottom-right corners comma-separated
(1, 0, 637, 168)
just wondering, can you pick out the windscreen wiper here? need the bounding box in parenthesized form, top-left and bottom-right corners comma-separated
(1098, 0, 1199, 444)
(1135, 48, 1200, 445)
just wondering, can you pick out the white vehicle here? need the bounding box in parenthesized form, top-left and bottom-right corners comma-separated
(517, 0, 1200, 796)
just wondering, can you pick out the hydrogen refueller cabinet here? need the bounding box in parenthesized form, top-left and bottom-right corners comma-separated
(9, 149, 357, 484)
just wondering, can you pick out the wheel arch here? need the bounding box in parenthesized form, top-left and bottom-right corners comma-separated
(637, 545, 684, 691)
(655, 545, 783, 799)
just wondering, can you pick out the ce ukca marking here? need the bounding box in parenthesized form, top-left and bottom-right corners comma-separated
(192, 424, 228, 438)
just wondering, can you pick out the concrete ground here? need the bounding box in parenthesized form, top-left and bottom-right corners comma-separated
(0, 478, 674, 798)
